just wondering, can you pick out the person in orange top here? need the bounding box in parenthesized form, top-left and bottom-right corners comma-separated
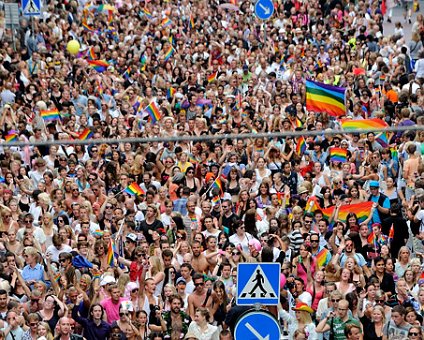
(382, 83, 398, 103)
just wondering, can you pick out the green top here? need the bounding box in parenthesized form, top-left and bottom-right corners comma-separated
(326, 316, 361, 340)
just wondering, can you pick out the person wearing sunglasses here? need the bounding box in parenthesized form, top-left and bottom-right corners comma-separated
(113, 304, 140, 340)
(408, 326, 424, 340)
(187, 273, 211, 320)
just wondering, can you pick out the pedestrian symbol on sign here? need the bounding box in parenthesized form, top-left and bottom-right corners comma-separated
(239, 265, 276, 299)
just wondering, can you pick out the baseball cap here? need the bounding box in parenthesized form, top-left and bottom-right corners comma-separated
(126, 233, 137, 242)
(100, 275, 116, 286)
(176, 277, 186, 285)
(369, 180, 380, 188)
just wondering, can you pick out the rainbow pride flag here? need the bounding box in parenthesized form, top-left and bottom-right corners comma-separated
(122, 67, 131, 80)
(388, 224, 394, 244)
(208, 72, 217, 83)
(189, 14, 195, 29)
(211, 178, 223, 194)
(340, 118, 388, 131)
(5, 131, 18, 142)
(367, 231, 378, 249)
(88, 47, 97, 60)
(306, 80, 346, 117)
(322, 201, 373, 224)
(79, 128, 93, 140)
(330, 147, 347, 163)
(124, 182, 145, 196)
(41, 109, 60, 121)
(145, 101, 162, 123)
(295, 118, 303, 128)
(142, 7, 153, 19)
(107, 239, 115, 267)
(88, 60, 109, 73)
(315, 247, 331, 268)
(0, 176, 5, 183)
(376, 132, 389, 148)
(164, 46, 174, 61)
(167, 87, 176, 99)
(161, 17, 172, 27)
(53, 272, 61, 282)
(211, 196, 220, 207)
(390, 147, 398, 161)
(296, 136, 307, 155)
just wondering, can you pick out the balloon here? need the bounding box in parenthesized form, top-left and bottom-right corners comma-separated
(67, 40, 80, 55)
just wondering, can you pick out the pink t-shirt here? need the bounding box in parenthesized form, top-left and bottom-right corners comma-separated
(101, 297, 128, 323)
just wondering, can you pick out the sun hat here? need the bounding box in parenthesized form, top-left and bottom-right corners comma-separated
(292, 302, 314, 314)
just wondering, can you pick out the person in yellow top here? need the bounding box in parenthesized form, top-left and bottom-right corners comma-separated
(177, 152, 194, 173)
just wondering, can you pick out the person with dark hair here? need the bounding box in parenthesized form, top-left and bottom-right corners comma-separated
(72, 301, 111, 340)
(385, 203, 409, 259)
(382, 304, 411, 338)
(159, 294, 191, 339)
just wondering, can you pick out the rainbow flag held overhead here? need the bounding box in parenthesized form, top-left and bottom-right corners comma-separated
(296, 136, 307, 155)
(5, 131, 18, 142)
(189, 14, 195, 29)
(40, 109, 60, 121)
(79, 128, 93, 140)
(211, 178, 223, 195)
(161, 17, 172, 27)
(88, 60, 110, 73)
(315, 247, 331, 268)
(306, 80, 346, 117)
(167, 87, 176, 99)
(144, 101, 162, 123)
(107, 239, 115, 267)
(164, 46, 174, 61)
(340, 118, 388, 131)
(142, 7, 153, 19)
(207, 72, 217, 83)
(330, 147, 347, 163)
(124, 182, 145, 196)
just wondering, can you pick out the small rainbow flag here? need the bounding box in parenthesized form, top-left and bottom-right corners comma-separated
(211, 178, 223, 194)
(98, 80, 103, 96)
(107, 240, 115, 267)
(211, 196, 220, 207)
(82, 22, 96, 32)
(189, 14, 195, 29)
(330, 147, 347, 163)
(5, 131, 18, 142)
(306, 80, 346, 117)
(340, 118, 388, 131)
(88, 47, 97, 60)
(390, 147, 398, 161)
(167, 87, 176, 99)
(53, 272, 61, 283)
(79, 128, 93, 140)
(142, 7, 153, 19)
(367, 231, 378, 249)
(0, 176, 5, 183)
(296, 136, 307, 155)
(388, 224, 394, 244)
(93, 230, 104, 238)
(141, 54, 147, 65)
(124, 182, 145, 196)
(315, 247, 331, 268)
(208, 72, 217, 83)
(376, 132, 389, 148)
(88, 60, 110, 73)
(164, 46, 174, 61)
(145, 101, 162, 123)
(122, 67, 131, 80)
(40, 109, 60, 121)
(161, 17, 172, 27)
(295, 118, 303, 128)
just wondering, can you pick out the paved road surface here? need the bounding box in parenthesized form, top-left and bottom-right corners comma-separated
(383, 1, 423, 40)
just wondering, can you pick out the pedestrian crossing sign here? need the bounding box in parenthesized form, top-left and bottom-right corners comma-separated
(22, 0, 41, 16)
(236, 263, 281, 305)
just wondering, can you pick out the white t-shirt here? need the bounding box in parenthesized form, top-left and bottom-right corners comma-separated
(417, 209, 424, 233)
(46, 244, 73, 262)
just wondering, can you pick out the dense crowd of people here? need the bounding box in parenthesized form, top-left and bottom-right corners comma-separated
(0, 0, 424, 338)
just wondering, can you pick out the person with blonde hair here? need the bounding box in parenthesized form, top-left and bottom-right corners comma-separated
(279, 302, 317, 338)
(187, 307, 219, 340)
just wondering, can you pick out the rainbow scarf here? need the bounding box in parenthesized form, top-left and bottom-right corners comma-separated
(124, 182, 145, 196)
(330, 147, 347, 163)
(306, 80, 346, 117)
(40, 109, 60, 121)
(79, 128, 93, 140)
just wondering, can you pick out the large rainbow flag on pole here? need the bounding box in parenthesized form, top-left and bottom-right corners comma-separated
(306, 80, 346, 117)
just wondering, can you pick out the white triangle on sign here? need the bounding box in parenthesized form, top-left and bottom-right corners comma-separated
(24, 0, 39, 13)
(239, 265, 277, 299)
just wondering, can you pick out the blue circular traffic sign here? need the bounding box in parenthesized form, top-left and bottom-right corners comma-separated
(254, 0, 274, 21)
(235, 310, 281, 340)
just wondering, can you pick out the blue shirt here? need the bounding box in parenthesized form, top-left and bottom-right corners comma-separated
(21, 263, 44, 284)
(370, 194, 390, 224)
